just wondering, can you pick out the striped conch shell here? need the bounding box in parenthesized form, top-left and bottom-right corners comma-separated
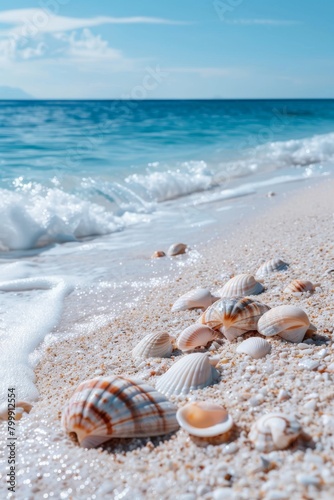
(249, 413, 301, 452)
(256, 258, 289, 277)
(283, 280, 318, 295)
(172, 288, 219, 312)
(176, 402, 233, 438)
(257, 305, 315, 343)
(199, 297, 270, 341)
(156, 353, 220, 397)
(62, 376, 179, 448)
(218, 274, 264, 298)
(132, 332, 173, 360)
(236, 337, 271, 359)
(177, 324, 220, 352)
(168, 243, 187, 256)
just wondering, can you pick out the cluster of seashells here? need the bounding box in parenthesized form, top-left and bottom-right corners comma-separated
(151, 242, 188, 259)
(62, 257, 318, 452)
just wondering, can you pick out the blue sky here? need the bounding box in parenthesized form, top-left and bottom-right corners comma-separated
(0, 0, 333, 98)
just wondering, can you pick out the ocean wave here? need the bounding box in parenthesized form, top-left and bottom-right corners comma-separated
(0, 185, 129, 251)
(1, 132, 333, 251)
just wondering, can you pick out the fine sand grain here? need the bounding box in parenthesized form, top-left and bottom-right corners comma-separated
(1, 178, 334, 500)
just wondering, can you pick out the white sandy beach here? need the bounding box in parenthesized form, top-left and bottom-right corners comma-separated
(1, 177, 334, 500)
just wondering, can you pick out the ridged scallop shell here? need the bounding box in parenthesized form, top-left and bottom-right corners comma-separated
(218, 274, 264, 298)
(249, 413, 301, 452)
(236, 337, 271, 359)
(62, 376, 179, 448)
(176, 402, 233, 437)
(257, 305, 313, 343)
(172, 288, 218, 312)
(199, 297, 270, 341)
(167, 243, 187, 256)
(156, 353, 220, 397)
(283, 280, 318, 295)
(177, 324, 220, 351)
(256, 258, 289, 277)
(132, 332, 173, 360)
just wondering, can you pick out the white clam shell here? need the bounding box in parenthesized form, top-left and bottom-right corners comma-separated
(218, 274, 264, 298)
(256, 258, 289, 277)
(172, 288, 218, 312)
(167, 243, 187, 256)
(177, 324, 220, 351)
(236, 337, 271, 359)
(199, 296, 270, 341)
(132, 332, 173, 360)
(257, 305, 313, 343)
(283, 280, 317, 295)
(176, 402, 233, 437)
(156, 353, 220, 397)
(249, 413, 301, 452)
(62, 376, 179, 448)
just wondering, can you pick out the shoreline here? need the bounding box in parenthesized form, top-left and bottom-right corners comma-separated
(1, 177, 334, 499)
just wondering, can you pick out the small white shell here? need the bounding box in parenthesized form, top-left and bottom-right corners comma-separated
(176, 402, 233, 437)
(283, 280, 318, 295)
(256, 258, 289, 277)
(177, 324, 220, 351)
(218, 274, 264, 298)
(199, 296, 270, 341)
(249, 413, 301, 452)
(167, 243, 187, 256)
(257, 305, 312, 343)
(62, 376, 179, 448)
(156, 353, 220, 397)
(236, 337, 271, 359)
(172, 288, 218, 312)
(132, 332, 173, 360)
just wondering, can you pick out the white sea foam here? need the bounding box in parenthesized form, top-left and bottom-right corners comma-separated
(0, 276, 74, 405)
(0, 185, 126, 251)
(0, 132, 333, 251)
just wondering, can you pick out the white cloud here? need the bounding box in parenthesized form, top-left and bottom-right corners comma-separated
(53, 29, 122, 60)
(0, 9, 186, 37)
(225, 19, 300, 26)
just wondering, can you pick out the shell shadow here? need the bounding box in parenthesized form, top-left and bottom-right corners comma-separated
(100, 431, 178, 454)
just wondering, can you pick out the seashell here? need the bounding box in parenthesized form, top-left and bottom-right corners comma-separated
(257, 305, 313, 343)
(0, 401, 33, 421)
(283, 280, 318, 295)
(156, 353, 219, 397)
(199, 296, 270, 341)
(151, 250, 166, 258)
(176, 402, 233, 438)
(249, 413, 301, 452)
(218, 274, 264, 298)
(132, 332, 173, 360)
(62, 376, 179, 448)
(172, 288, 218, 312)
(177, 324, 220, 351)
(256, 258, 289, 277)
(167, 243, 187, 256)
(236, 337, 271, 359)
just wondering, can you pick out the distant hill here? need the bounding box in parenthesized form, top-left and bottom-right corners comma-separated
(0, 86, 34, 99)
